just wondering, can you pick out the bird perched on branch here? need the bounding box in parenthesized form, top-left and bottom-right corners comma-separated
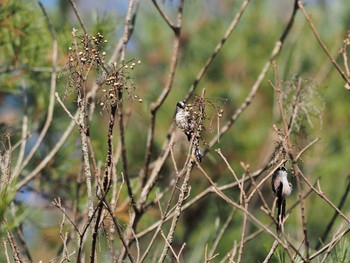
(175, 101, 202, 162)
(271, 165, 292, 232)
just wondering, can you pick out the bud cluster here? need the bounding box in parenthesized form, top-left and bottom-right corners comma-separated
(97, 59, 142, 109)
(68, 31, 108, 72)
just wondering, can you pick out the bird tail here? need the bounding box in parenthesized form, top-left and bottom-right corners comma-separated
(276, 183, 286, 233)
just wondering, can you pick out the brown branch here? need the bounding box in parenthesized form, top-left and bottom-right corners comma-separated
(237, 201, 248, 263)
(208, 209, 236, 259)
(90, 105, 117, 262)
(109, 0, 140, 64)
(103, 200, 136, 263)
(185, 0, 250, 101)
(141, 0, 184, 187)
(15, 226, 32, 262)
(297, 0, 350, 87)
(2, 238, 11, 263)
(272, 60, 310, 259)
(158, 161, 193, 263)
(4, 221, 23, 263)
(316, 176, 350, 250)
(151, 0, 177, 32)
(195, 163, 293, 258)
(310, 225, 350, 260)
(262, 240, 279, 263)
(68, 0, 87, 35)
(139, 148, 181, 263)
(13, 2, 57, 180)
(16, 117, 76, 191)
(206, 0, 299, 153)
(117, 0, 137, 211)
(300, 173, 350, 224)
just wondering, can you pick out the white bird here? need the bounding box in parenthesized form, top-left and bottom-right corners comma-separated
(271, 166, 292, 231)
(175, 101, 202, 162)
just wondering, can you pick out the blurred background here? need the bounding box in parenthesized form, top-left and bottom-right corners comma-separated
(1, 0, 350, 261)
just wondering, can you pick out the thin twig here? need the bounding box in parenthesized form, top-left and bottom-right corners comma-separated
(16, 116, 76, 190)
(14, 1, 57, 180)
(5, 224, 23, 263)
(117, 0, 137, 211)
(310, 225, 350, 260)
(15, 226, 32, 262)
(272, 59, 310, 259)
(68, 0, 87, 34)
(297, 0, 350, 87)
(55, 92, 80, 126)
(208, 209, 236, 259)
(2, 238, 11, 263)
(158, 161, 193, 263)
(263, 240, 279, 263)
(139, 157, 182, 263)
(142, 0, 184, 187)
(109, 0, 140, 64)
(237, 201, 248, 263)
(103, 201, 136, 263)
(206, 0, 299, 153)
(11, 80, 28, 179)
(151, 0, 177, 32)
(316, 176, 350, 249)
(195, 163, 293, 258)
(299, 173, 350, 224)
(185, 0, 250, 101)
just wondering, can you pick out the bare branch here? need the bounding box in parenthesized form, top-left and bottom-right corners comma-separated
(297, 0, 350, 87)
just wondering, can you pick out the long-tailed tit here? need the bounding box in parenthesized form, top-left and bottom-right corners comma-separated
(175, 101, 202, 162)
(271, 166, 292, 231)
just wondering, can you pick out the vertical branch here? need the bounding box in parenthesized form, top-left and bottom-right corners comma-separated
(272, 61, 310, 259)
(90, 104, 117, 262)
(16, 116, 76, 190)
(13, 1, 57, 180)
(297, 0, 350, 87)
(11, 80, 28, 178)
(117, 0, 136, 209)
(158, 161, 193, 263)
(2, 238, 11, 263)
(142, 0, 184, 187)
(208, 209, 236, 259)
(71, 28, 94, 220)
(68, 0, 87, 34)
(158, 89, 205, 262)
(237, 201, 248, 263)
(109, 0, 140, 64)
(185, 0, 250, 101)
(4, 221, 23, 263)
(140, 147, 183, 263)
(316, 177, 350, 249)
(207, 0, 299, 150)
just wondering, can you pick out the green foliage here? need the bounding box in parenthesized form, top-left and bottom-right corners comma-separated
(330, 237, 350, 263)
